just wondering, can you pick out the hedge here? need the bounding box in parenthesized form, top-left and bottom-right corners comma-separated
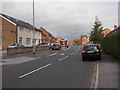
(101, 30, 120, 60)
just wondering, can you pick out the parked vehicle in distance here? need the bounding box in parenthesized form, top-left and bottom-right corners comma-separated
(8, 43, 24, 48)
(37, 43, 51, 49)
(81, 44, 101, 61)
(52, 43, 61, 50)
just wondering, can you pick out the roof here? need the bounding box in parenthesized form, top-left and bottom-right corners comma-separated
(81, 35, 88, 38)
(102, 28, 111, 32)
(0, 13, 41, 32)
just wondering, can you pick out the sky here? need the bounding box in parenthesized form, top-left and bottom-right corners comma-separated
(1, 0, 119, 41)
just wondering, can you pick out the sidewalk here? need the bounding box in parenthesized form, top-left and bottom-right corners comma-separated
(0, 49, 57, 66)
(98, 53, 119, 88)
(0, 50, 7, 57)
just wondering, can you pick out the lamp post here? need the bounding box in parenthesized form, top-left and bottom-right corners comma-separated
(33, 0, 35, 54)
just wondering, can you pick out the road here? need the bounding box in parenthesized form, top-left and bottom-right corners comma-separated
(2, 45, 95, 88)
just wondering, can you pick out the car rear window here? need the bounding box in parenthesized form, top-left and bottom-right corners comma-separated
(83, 45, 98, 51)
(9, 43, 16, 46)
(53, 44, 58, 46)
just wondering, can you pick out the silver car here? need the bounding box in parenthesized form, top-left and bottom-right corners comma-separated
(8, 43, 24, 48)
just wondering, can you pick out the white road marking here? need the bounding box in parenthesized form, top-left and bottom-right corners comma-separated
(49, 53, 57, 56)
(58, 56, 69, 61)
(71, 52, 75, 55)
(61, 53, 65, 56)
(73, 53, 77, 55)
(19, 63, 52, 78)
(76, 47, 80, 52)
(94, 62, 99, 89)
(46, 53, 57, 57)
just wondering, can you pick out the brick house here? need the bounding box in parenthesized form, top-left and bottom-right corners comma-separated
(80, 35, 89, 46)
(102, 28, 111, 37)
(39, 27, 56, 43)
(56, 37, 62, 43)
(0, 13, 42, 49)
(73, 35, 89, 46)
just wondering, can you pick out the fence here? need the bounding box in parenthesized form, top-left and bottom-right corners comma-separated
(101, 26, 120, 60)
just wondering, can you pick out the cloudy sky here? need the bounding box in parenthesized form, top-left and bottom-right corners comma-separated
(1, 0, 119, 41)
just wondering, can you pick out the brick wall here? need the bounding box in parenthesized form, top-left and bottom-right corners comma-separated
(2, 17, 17, 49)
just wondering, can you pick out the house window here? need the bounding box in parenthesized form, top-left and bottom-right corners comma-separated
(19, 37, 23, 44)
(26, 38, 31, 45)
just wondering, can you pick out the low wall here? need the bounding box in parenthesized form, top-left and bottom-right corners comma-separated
(7, 46, 49, 55)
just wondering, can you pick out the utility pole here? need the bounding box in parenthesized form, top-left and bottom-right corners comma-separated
(33, 0, 35, 54)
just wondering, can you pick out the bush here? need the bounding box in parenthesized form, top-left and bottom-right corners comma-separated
(101, 30, 120, 60)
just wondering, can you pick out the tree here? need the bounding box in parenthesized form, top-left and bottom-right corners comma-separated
(89, 16, 104, 44)
(73, 40, 79, 45)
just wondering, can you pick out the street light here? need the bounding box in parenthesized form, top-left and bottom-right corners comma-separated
(33, 0, 35, 54)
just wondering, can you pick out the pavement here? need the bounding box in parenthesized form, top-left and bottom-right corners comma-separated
(0, 49, 59, 66)
(98, 53, 119, 88)
(1, 45, 119, 88)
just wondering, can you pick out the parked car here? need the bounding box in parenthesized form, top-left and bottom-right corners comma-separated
(81, 44, 101, 61)
(52, 43, 61, 50)
(8, 43, 24, 48)
(37, 43, 51, 49)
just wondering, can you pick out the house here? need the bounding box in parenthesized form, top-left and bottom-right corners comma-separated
(39, 27, 56, 43)
(0, 13, 42, 49)
(48, 33, 56, 43)
(72, 35, 89, 46)
(80, 35, 89, 46)
(102, 28, 111, 37)
(56, 37, 62, 43)
(0, 21, 2, 50)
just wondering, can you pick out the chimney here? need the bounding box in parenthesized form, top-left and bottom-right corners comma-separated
(114, 25, 117, 29)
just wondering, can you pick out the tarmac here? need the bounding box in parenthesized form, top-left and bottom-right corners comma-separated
(0, 49, 119, 88)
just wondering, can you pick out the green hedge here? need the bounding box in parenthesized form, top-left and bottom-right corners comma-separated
(101, 31, 120, 60)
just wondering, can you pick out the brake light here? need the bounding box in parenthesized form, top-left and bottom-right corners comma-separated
(82, 50, 85, 53)
(96, 49, 99, 52)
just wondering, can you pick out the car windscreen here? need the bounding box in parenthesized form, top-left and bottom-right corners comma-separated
(83, 45, 97, 51)
(9, 43, 16, 46)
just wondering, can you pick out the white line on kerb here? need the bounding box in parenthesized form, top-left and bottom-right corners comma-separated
(58, 56, 69, 61)
(19, 63, 52, 78)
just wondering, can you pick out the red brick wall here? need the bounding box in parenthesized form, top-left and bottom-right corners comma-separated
(2, 17, 17, 49)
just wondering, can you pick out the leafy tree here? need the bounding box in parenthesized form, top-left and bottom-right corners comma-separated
(73, 40, 79, 45)
(89, 16, 104, 44)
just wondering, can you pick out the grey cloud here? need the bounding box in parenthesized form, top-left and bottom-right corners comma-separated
(2, 2, 118, 41)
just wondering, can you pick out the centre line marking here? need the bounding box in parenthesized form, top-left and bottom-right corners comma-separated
(58, 56, 68, 61)
(19, 63, 52, 79)
(49, 53, 57, 56)
(46, 53, 57, 57)
(71, 52, 75, 55)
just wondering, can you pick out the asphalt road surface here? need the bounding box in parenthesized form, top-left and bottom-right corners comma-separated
(2, 45, 96, 88)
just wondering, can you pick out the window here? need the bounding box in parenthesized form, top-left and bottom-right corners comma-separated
(26, 38, 31, 45)
(19, 37, 22, 44)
